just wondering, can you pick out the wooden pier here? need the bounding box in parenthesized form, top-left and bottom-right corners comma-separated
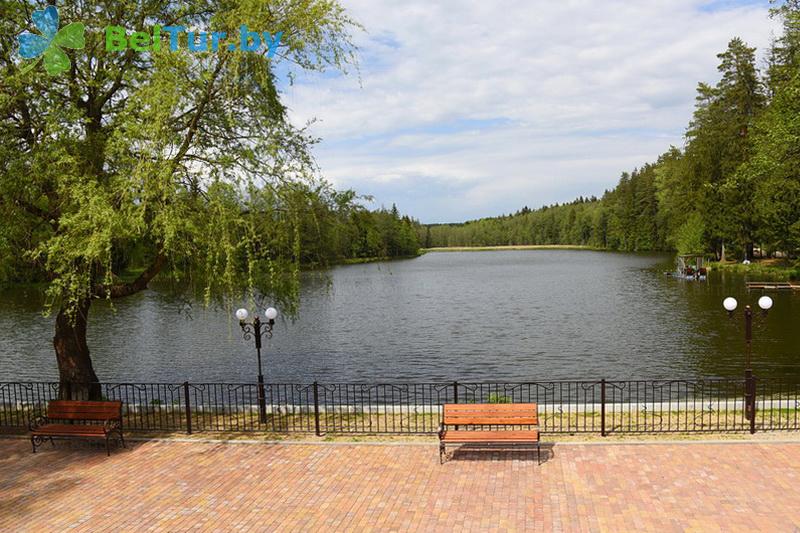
(746, 281, 800, 291)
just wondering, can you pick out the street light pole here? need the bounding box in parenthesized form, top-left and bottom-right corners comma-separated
(253, 315, 267, 424)
(744, 305, 754, 423)
(236, 307, 278, 424)
(723, 296, 772, 430)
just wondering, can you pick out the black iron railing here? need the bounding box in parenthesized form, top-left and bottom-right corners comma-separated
(2, 378, 799, 435)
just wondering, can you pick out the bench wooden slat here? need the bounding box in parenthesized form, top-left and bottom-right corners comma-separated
(48, 400, 121, 410)
(47, 410, 120, 420)
(443, 403, 538, 426)
(47, 400, 122, 421)
(443, 416, 539, 425)
(444, 403, 537, 412)
(48, 408, 120, 415)
(32, 424, 107, 437)
(444, 403, 537, 414)
(441, 430, 539, 443)
(48, 400, 122, 408)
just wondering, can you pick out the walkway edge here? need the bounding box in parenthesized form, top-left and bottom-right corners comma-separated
(5, 434, 800, 447)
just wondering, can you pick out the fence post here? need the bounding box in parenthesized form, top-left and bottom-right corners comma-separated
(600, 379, 606, 437)
(313, 381, 321, 436)
(183, 382, 192, 435)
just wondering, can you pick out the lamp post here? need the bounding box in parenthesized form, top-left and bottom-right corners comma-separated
(723, 295, 773, 429)
(236, 306, 279, 424)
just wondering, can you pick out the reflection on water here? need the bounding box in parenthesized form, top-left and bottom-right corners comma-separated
(1, 250, 798, 383)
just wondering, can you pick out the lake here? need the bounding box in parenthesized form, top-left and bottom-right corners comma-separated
(1, 250, 798, 383)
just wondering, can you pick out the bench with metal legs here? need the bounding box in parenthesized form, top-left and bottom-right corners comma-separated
(438, 403, 541, 464)
(29, 400, 125, 456)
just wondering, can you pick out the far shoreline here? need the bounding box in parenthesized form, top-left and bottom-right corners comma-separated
(421, 245, 603, 253)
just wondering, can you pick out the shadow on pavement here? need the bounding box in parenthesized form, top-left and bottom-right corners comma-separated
(445, 442, 555, 464)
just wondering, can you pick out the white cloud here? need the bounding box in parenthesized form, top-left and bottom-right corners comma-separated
(282, 0, 780, 222)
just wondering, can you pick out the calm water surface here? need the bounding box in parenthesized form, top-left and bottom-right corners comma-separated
(1, 250, 798, 383)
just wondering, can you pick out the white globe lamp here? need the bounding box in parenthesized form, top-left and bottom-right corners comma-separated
(723, 297, 738, 313)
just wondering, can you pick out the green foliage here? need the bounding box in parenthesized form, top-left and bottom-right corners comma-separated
(687, 38, 765, 253)
(423, 186, 660, 253)
(486, 393, 512, 404)
(710, 259, 800, 281)
(674, 213, 706, 255)
(744, 43, 800, 253)
(0, 0, 365, 319)
(297, 190, 422, 266)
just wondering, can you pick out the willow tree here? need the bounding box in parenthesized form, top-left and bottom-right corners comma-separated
(0, 0, 357, 393)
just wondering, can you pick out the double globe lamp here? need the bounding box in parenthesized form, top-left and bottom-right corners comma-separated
(722, 294, 773, 422)
(235, 306, 278, 424)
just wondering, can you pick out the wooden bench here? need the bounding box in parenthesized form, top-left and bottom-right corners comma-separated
(29, 400, 125, 456)
(438, 403, 540, 464)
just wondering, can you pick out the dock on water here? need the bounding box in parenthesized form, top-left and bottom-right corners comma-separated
(746, 281, 800, 290)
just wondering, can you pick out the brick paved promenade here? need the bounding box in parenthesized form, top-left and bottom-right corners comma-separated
(1, 438, 799, 532)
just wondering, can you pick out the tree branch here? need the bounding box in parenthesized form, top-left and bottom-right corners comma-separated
(169, 55, 229, 174)
(14, 199, 58, 229)
(94, 252, 166, 299)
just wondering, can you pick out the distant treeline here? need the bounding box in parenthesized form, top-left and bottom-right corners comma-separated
(0, 182, 423, 285)
(299, 188, 422, 265)
(423, 3, 800, 260)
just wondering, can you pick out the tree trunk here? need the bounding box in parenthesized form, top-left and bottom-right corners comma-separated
(745, 242, 754, 262)
(53, 298, 101, 400)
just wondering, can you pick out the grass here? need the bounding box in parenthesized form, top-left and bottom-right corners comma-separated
(6, 405, 800, 442)
(336, 254, 423, 265)
(709, 258, 800, 281)
(301, 253, 424, 270)
(422, 245, 601, 253)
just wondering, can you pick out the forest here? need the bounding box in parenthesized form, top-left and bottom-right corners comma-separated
(423, 3, 800, 260)
(0, 182, 422, 286)
(295, 188, 422, 266)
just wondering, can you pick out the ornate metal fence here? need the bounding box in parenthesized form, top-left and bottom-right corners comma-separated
(2, 379, 799, 435)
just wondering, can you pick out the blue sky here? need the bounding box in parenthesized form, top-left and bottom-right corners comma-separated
(281, 0, 779, 223)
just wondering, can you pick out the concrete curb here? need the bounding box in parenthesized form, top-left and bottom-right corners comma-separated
(6, 434, 800, 447)
(130, 437, 800, 447)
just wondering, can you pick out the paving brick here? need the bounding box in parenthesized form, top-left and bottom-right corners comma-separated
(1, 439, 799, 531)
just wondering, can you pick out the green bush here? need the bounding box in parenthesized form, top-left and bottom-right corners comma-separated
(487, 393, 512, 404)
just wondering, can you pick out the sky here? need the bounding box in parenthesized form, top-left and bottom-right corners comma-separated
(282, 0, 781, 224)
